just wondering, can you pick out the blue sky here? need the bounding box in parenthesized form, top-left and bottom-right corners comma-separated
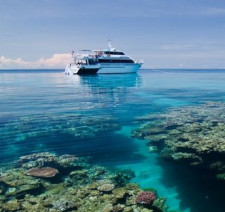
(1, 0, 225, 68)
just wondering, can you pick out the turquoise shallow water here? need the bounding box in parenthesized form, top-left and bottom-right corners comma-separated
(1, 69, 225, 211)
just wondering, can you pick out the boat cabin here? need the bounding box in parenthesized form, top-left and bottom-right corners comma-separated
(75, 56, 98, 65)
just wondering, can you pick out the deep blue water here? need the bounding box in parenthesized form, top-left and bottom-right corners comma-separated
(1, 69, 225, 211)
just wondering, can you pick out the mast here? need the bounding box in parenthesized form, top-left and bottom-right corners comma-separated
(108, 39, 112, 50)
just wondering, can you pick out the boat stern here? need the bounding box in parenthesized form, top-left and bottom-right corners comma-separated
(65, 64, 80, 75)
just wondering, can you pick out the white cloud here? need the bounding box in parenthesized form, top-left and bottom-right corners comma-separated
(0, 53, 72, 69)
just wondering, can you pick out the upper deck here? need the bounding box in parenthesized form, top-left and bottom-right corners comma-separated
(72, 42, 136, 64)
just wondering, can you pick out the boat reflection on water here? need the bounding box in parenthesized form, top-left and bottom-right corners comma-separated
(62, 73, 144, 166)
(67, 73, 142, 88)
(66, 73, 142, 107)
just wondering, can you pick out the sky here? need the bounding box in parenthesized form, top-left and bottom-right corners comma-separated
(1, 0, 225, 69)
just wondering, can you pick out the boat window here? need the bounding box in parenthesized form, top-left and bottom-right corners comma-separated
(88, 59, 98, 64)
(76, 59, 87, 65)
(104, 51, 125, 55)
(98, 59, 134, 63)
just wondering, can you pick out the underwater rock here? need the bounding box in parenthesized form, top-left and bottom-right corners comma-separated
(136, 191, 156, 205)
(27, 167, 59, 178)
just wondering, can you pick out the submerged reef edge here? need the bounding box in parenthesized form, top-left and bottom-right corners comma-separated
(132, 101, 225, 182)
(0, 152, 168, 212)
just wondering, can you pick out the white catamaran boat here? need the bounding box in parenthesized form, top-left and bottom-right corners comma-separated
(65, 41, 143, 75)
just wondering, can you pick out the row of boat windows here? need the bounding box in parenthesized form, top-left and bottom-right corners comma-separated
(104, 51, 125, 55)
(76, 59, 134, 64)
(98, 59, 134, 63)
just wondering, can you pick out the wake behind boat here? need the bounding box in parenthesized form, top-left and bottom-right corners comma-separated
(65, 41, 143, 75)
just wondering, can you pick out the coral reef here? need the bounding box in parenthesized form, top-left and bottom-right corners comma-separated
(0, 114, 120, 143)
(132, 101, 225, 179)
(0, 152, 168, 212)
(97, 183, 115, 192)
(111, 169, 135, 187)
(17, 152, 78, 169)
(112, 187, 127, 199)
(27, 167, 59, 178)
(136, 191, 156, 205)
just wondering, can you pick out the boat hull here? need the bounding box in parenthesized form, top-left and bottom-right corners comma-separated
(65, 63, 141, 75)
(65, 64, 100, 75)
(97, 63, 141, 74)
(77, 68, 99, 75)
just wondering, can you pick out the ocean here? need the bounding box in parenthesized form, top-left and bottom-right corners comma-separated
(1, 69, 225, 212)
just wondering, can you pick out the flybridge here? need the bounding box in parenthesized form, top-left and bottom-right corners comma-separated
(65, 42, 142, 75)
(77, 50, 125, 57)
(78, 41, 125, 57)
